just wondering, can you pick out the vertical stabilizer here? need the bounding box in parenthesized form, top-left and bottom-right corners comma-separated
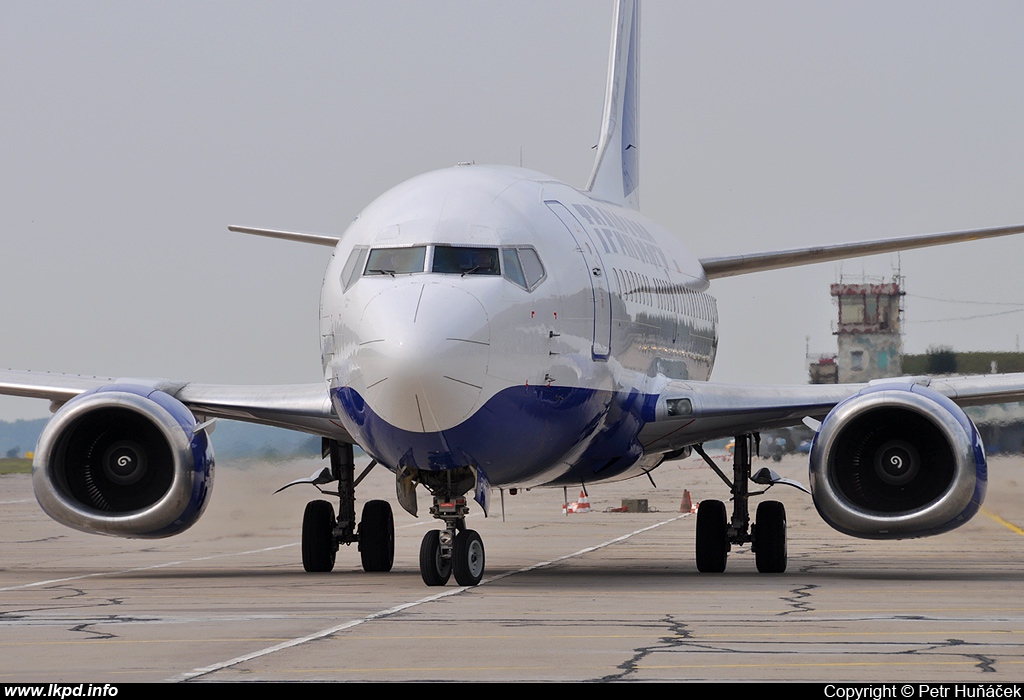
(586, 0, 640, 210)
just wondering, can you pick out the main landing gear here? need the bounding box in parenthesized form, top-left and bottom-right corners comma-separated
(416, 468, 486, 587)
(693, 434, 789, 574)
(293, 440, 395, 574)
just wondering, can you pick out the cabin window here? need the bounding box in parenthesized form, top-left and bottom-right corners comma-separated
(364, 246, 426, 275)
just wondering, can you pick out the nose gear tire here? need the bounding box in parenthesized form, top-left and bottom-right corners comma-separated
(453, 529, 485, 586)
(419, 529, 452, 586)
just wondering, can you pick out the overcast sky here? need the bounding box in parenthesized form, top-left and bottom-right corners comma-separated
(2, 1, 1024, 421)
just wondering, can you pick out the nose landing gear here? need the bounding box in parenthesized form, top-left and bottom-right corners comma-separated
(410, 464, 488, 587)
(418, 495, 486, 586)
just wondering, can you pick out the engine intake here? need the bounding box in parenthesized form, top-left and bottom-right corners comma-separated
(33, 385, 214, 538)
(809, 384, 985, 539)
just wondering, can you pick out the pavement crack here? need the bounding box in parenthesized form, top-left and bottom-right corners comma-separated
(907, 637, 999, 673)
(778, 583, 818, 615)
(67, 613, 158, 639)
(52, 587, 87, 601)
(968, 654, 997, 673)
(0, 592, 129, 623)
(595, 615, 693, 682)
(69, 622, 117, 641)
(10, 536, 65, 545)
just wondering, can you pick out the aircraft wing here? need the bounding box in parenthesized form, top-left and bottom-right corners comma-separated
(0, 368, 351, 442)
(639, 373, 1024, 454)
(699, 223, 1024, 279)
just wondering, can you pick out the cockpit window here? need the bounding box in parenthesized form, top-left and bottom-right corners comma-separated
(501, 249, 527, 288)
(432, 246, 500, 275)
(502, 246, 545, 291)
(364, 246, 426, 275)
(341, 246, 369, 290)
(352, 243, 544, 291)
(518, 248, 545, 288)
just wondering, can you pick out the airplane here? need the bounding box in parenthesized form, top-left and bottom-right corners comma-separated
(4, 0, 1024, 586)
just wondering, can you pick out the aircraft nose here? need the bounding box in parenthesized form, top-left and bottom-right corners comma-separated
(356, 282, 490, 433)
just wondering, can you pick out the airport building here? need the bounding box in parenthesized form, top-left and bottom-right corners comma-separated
(808, 276, 904, 384)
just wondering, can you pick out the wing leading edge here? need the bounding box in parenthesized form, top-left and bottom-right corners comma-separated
(639, 373, 1024, 456)
(6, 366, 1024, 458)
(700, 223, 1024, 279)
(0, 368, 350, 442)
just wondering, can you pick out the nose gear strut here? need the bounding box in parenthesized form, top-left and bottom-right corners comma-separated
(414, 466, 487, 586)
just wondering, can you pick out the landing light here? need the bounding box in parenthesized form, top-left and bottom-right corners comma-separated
(667, 398, 693, 417)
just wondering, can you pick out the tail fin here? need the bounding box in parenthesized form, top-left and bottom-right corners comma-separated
(586, 0, 640, 210)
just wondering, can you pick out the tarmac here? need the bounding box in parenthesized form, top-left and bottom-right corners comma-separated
(1, 452, 1022, 682)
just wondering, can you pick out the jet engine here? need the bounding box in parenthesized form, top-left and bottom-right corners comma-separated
(32, 385, 214, 538)
(809, 383, 986, 539)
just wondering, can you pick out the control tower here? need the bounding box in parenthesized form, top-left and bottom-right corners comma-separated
(831, 276, 904, 383)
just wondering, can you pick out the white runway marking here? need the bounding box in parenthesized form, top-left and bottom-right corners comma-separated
(168, 514, 689, 682)
(0, 510, 462, 593)
(0, 543, 298, 592)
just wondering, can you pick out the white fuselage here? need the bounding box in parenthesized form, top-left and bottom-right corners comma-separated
(320, 164, 718, 487)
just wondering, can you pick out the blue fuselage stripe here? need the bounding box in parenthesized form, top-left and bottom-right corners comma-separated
(333, 385, 655, 486)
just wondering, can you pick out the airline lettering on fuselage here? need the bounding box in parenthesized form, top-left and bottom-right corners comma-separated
(571, 203, 670, 269)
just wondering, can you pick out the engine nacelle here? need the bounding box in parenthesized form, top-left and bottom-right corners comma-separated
(809, 383, 986, 539)
(33, 385, 214, 538)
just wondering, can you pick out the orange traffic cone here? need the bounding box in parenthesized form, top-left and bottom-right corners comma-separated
(680, 489, 692, 513)
(563, 490, 592, 514)
(576, 490, 592, 513)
